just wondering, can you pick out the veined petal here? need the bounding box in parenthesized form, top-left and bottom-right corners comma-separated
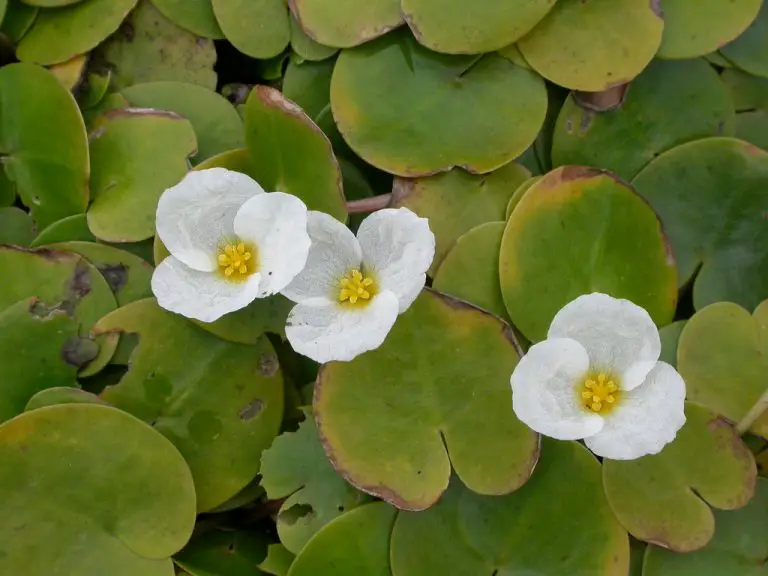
(548, 293, 661, 387)
(233, 192, 311, 296)
(281, 211, 363, 304)
(511, 337, 604, 440)
(285, 290, 400, 363)
(357, 208, 435, 313)
(151, 255, 262, 323)
(156, 168, 265, 271)
(584, 361, 686, 460)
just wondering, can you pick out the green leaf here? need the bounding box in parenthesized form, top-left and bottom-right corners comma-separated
(31, 214, 97, 246)
(316, 289, 537, 510)
(289, 14, 337, 61)
(0, 0, 38, 42)
(603, 403, 757, 552)
(0, 63, 89, 229)
(518, 0, 663, 91)
(87, 108, 197, 243)
(244, 85, 347, 221)
(677, 301, 768, 438)
(0, 403, 196, 575)
(392, 162, 530, 273)
(260, 413, 369, 555)
(499, 166, 677, 343)
(290, 0, 401, 48)
(643, 477, 768, 575)
(122, 81, 244, 164)
(259, 544, 295, 576)
(659, 320, 687, 367)
(720, 0, 768, 79)
(150, 0, 224, 38)
(17, 0, 140, 65)
(331, 30, 547, 177)
(401, 0, 555, 54)
(288, 503, 396, 576)
(632, 137, 768, 311)
(432, 221, 509, 321)
(505, 175, 541, 219)
(657, 0, 762, 59)
(25, 387, 106, 411)
(391, 440, 629, 575)
(93, 298, 284, 512)
(174, 530, 270, 576)
(211, 0, 289, 59)
(0, 207, 36, 246)
(48, 53, 88, 92)
(552, 58, 736, 180)
(94, 0, 217, 90)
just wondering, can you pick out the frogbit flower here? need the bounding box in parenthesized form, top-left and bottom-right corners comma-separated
(511, 293, 686, 460)
(281, 208, 435, 363)
(151, 168, 311, 323)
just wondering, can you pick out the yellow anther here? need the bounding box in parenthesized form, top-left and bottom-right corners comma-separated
(338, 268, 376, 307)
(217, 240, 258, 282)
(579, 372, 621, 414)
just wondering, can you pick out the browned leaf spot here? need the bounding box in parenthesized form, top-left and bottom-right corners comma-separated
(238, 398, 264, 421)
(61, 336, 99, 368)
(258, 353, 279, 376)
(98, 263, 128, 294)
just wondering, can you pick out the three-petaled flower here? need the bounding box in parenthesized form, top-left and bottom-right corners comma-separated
(281, 208, 435, 363)
(151, 168, 311, 322)
(511, 293, 686, 460)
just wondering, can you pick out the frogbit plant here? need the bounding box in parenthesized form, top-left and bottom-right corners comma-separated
(151, 168, 311, 322)
(511, 292, 687, 460)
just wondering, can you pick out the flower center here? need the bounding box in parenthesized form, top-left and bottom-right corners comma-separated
(217, 241, 258, 282)
(338, 268, 376, 306)
(580, 372, 620, 414)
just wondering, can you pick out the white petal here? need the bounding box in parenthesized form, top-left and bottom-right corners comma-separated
(233, 192, 311, 296)
(281, 211, 362, 303)
(584, 362, 686, 460)
(156, 168, 264, 271)
(356, 208, 435, 313)
(151, 255, 262, 323)
(285, 290, 400, 363)
(547, 293, 661, 389)
(511, 337, 604, 440)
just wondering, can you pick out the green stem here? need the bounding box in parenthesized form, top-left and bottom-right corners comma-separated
(736, 387, 768, 435)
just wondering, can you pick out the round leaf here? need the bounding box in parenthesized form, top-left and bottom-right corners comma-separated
(331, 29, 547, 177)
(244, 85, 347, 221)
(659, 319, 687, 367)
(17, 0, 140, 65)
(657, 0, 762, 59)
(49, 53, 88, 91)
(432, 221, 509, 321)
(677, 301, 768, 438)
(505, 175, 541, 219)
(289, 14, 338, 61)
(87, 108, 197, 243)
(401, 0, 555, 54)
(552, 58, 736, 180)
(499, 166, 677, 343)
(260, 413, 369, 555)
(122, 81, 244, 164)
(25, 387, 106, 411)
(518, 0, 663, 91)
(288, 503, 395, 576)
(391, 162, 530, 273)
(316, 289, 538, 511)
(289, 0, 402, 48)
(391, 440, 629, 575)
(631, 137, 768, 311)
(0, 63, 88, 229)
(94, 0, 217, 90)
(212, 0, 290, 59)
(31, 213, 97, 246)
(0, 207, 36, 246)
(174, 530, 270, 576)
(150, 0, 224, 38)
(0, 403, 196, 575)
(720, 1, 768, 79)
(1, 0, 38, 42)
(94, 298, 285, 512)
(643, 477, 768, 575)
(603, 403, 757, 552)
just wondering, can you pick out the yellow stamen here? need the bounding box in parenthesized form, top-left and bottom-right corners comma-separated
(338, 268, 376, 307)
(217, 240, 258, 282)
(578, 372, 621, 414)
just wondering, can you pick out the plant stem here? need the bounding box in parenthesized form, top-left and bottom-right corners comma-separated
(346, 194, 392, 213)
(736, 387, 768, 435)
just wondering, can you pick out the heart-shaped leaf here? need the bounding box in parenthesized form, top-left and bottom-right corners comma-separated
(93, 298, 284, 512)
(677, 300, 768, 438)
(632, 137, 768, 312)
(212, 0, 290, 59)
(603, 403, 757, 552)
(331, 29, 547, 177)
(0, 403, 196, 575)
(316, 289, 537, 511)
(499, 166, 677, 343)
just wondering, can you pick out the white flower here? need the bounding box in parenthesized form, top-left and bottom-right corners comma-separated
(282, 208, 435, 363)
(151, 168, 311, 323)
(511, 293, 686, 460)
